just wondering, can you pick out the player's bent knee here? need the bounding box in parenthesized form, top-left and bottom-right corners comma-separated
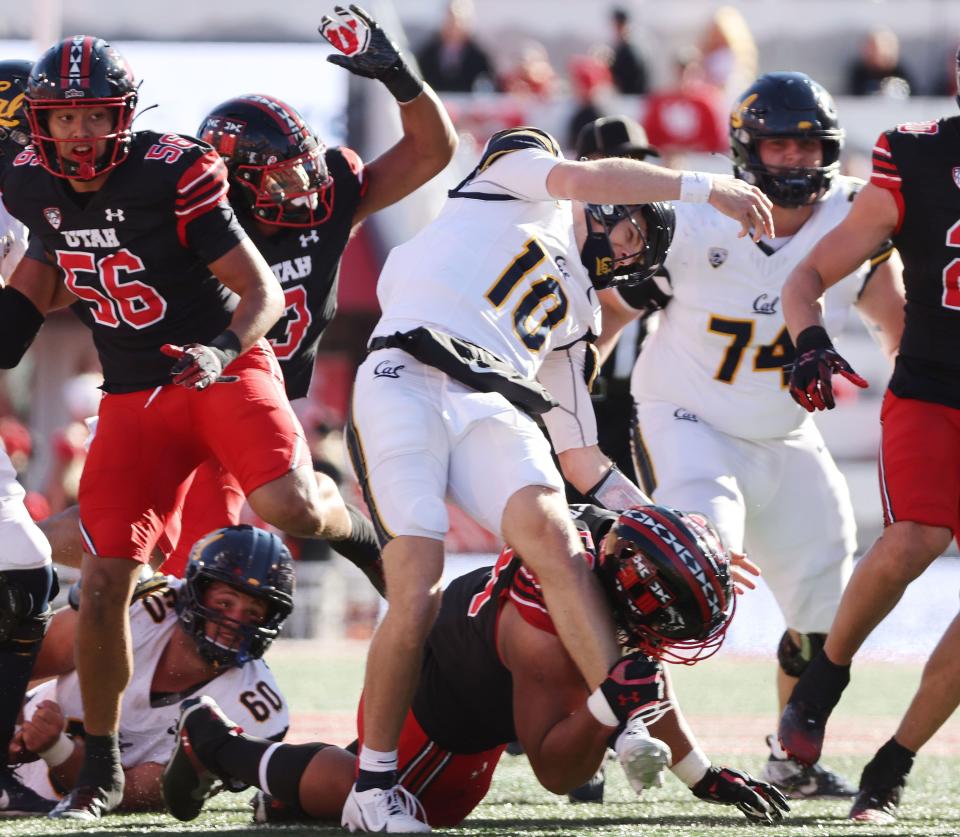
(0, 568, 54, 648)
(777, 630, 826, 678)
(404, 495, 448, 539)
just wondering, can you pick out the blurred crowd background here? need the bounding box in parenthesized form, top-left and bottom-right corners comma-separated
(1, 0, 958, 637)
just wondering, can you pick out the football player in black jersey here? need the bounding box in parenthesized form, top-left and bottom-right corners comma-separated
(778, 50, 960, 824)
(161, 504, 788, 830)
(0, 34, 372, 820)
(157, 4, 456, 582)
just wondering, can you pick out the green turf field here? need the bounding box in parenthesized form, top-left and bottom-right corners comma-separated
(7, 641, 960, 836)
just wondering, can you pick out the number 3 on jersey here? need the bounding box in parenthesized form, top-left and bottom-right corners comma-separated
(57, 248, 167, 329)
(270, 286, 312, 360)
(485, 238, 568, 351)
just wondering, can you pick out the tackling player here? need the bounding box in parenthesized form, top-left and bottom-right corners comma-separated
(0, 58, 59, 816)
(596, 72, 905, 800)
(11, 525, 292, 813)
(0, 35, 329, 819)
(160, 3, 457, 584)
(161, 505, 788, 829)
(343, 122, 773, 831)
(778, 49, 960, 823)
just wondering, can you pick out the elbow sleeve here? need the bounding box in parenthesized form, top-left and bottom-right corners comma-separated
(0, 286, 44, 368)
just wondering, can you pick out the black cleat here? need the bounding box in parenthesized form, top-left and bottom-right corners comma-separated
(848, 747, 909, 824)
(251, 790, 309, 823)
(48, 785, 116, 820)
(778, 700, 831, 767)
(762, 734, 856, 798)
(0, 767, 56, 816)
(568, 765, 605, 804)
(162, 695, 241, 821)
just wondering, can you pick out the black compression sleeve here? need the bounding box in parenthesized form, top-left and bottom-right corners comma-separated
(0, 286, 44, 368)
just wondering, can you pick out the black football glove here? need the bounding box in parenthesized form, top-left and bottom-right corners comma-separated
(319, 5, 424, 103)
(692, 766, 790, 825)
(788, 325, 867, 412)
(161, 330, 241, 391)
(599, 652, 665, 726)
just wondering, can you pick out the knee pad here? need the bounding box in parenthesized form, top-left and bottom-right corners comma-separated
(777, 630, 826, 678)
(0, 566, 54, 647)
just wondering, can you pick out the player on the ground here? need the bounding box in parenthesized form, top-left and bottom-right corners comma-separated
(0, 35, 334, 819)
(161, 504, 789, 829)
(157, 4, 457, 583)
(0, 57, 60, 816)
(596, 72, 905, 800)
(778, 50, 960, 823)
(10, 525, 292, 812)
(343, 119, 773, 831)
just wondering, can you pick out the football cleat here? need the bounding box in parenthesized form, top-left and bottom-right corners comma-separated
(251, 790, 307, 824)
(762, 736, 856, 799)
(341, 784, 430, 833)
(778, 699, 830, 767)
(162, 696, 241, 821)
(0, 766, 56, 815)
(568, 765, 605, 804)
(47, 785, 115, 820)
(615, 716, 672, 794)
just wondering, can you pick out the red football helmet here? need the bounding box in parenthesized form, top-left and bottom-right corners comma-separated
(600, 505, 735, 665)
(24, 35, 137, 180)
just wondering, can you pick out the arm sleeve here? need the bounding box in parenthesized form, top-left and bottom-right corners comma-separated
(0, 285, 45, 368)
(175, 148, 247, 262)
(537, 342, 599, 454)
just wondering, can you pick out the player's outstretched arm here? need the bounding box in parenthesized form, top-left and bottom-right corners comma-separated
(782, 182, 900, 343)
(546, 159, 773, 241)
(649, 670, 790, 824)
(320, 4, 457, 224)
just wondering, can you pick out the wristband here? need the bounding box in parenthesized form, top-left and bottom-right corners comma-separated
(585, 464, 651, 512)
(586, 687, 619, 727)
(382, 61, 424, 104)
(670, 746, 711, 787)
(38, 732, 75, 768)
(210, 329, 242, 362)
(794, 325, 834, 353)
(679, 172, 713, 203)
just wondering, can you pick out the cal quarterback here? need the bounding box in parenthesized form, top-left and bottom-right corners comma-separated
(343, 120, 773, 832)
(598, 72, 905, 799)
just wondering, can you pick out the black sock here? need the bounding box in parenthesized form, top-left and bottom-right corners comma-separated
(0, 566, 53, 753)
(861, 737, 915, 789)
(331, 505, 385, 595)
(264, 742, 330, 807)
(78, 733, 124, 798)
(356, 768, 396, 792)
(791, 650, 850, 710)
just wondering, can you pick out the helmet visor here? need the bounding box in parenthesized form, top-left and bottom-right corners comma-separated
(240, 145, 334, 226)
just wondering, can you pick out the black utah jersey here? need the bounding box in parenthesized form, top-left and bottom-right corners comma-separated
(871, 116, 960, 407)
(249, 146, 365, 400)
(411, 505, 615, 754)
(1, 131, 245, 393)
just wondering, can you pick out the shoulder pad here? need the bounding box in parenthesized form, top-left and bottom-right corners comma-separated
(477, 127, 561, 173)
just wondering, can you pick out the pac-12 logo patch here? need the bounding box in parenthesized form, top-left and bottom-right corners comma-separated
(708, 247, 727, 268)
(43, 207, 62, 229)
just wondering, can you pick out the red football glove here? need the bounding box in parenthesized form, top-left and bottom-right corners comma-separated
(788, 326, 867, 412)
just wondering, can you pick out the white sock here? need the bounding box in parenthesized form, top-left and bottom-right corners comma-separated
(358, 746, 398, 775)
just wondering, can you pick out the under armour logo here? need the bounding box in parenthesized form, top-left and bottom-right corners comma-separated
(300, 229, 319, 247)
(105, 209, 125, 222)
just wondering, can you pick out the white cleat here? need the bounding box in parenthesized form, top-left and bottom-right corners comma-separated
(615, 717, 672, 794)
(341, 784, 430, 833)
